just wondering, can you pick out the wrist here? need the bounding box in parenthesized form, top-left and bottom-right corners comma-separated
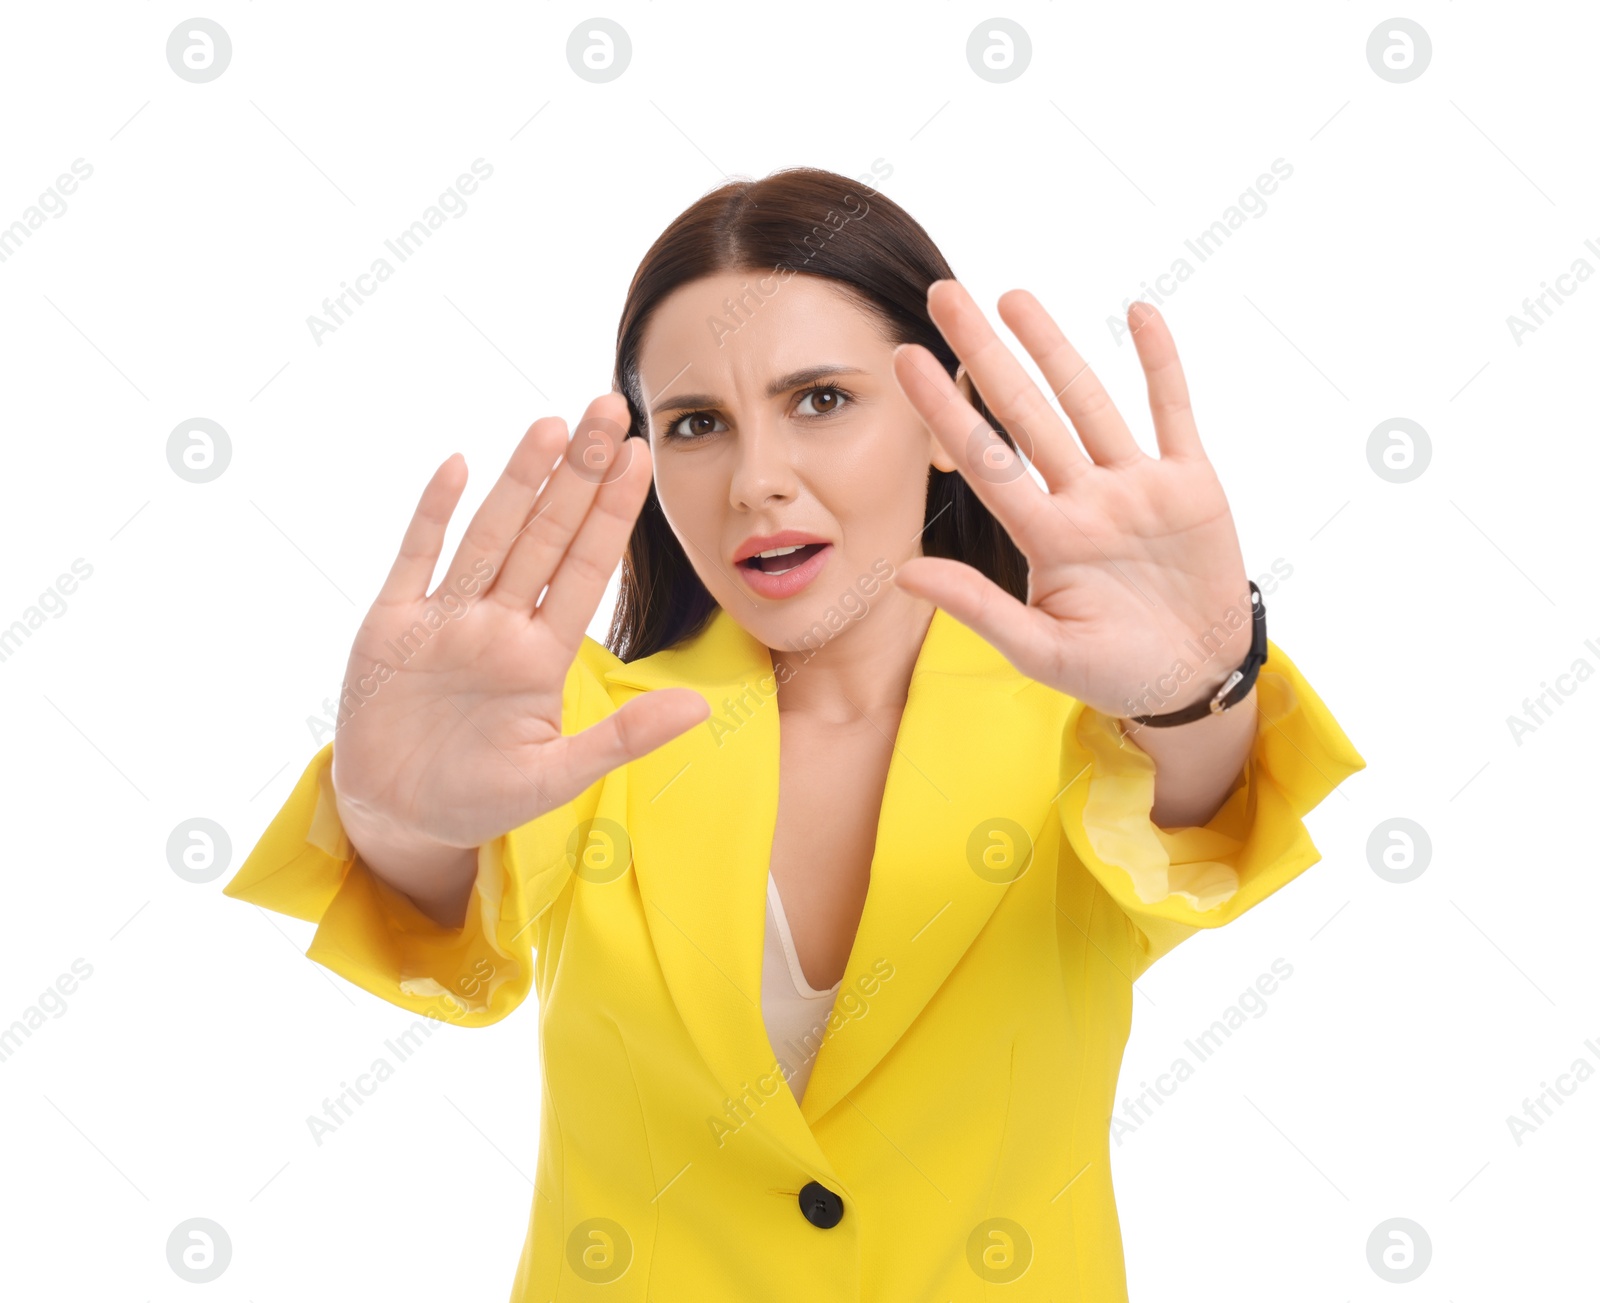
(333, 790, 478, 914)
(1122, 580, 1267, 729)
(1117, 660, 1240, 721)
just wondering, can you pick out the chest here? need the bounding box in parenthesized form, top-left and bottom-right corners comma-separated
(767, 709, 902, 991)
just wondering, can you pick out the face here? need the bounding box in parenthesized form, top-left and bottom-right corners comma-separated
(634, 270, 960, 654)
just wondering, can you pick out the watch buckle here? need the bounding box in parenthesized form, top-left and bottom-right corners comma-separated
(1209, 668, 1244, 714)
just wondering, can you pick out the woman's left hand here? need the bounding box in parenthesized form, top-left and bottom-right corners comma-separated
(890, 280, 1254, 721)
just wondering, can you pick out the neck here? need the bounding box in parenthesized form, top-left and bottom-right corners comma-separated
(767, 591, 936, 726)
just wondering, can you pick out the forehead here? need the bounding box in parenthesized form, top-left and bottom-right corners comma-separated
(636, 271, 889, 403)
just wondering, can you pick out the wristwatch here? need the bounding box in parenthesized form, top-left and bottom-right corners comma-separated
(1125, 581, 1267, 728)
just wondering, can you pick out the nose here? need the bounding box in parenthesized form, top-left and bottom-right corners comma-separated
(727, 416, 797, 512)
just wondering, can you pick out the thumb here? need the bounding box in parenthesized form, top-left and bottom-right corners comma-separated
(555, 687, 710, 799)
(891, 557, 1056, 682)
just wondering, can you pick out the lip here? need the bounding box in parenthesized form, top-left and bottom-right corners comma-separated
(731, 529, 833, 601)
(736, 541, 832, 600)
(732, 529, 833, 565)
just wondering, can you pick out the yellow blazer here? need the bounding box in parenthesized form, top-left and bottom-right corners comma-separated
(224, 603, 1364, 1301)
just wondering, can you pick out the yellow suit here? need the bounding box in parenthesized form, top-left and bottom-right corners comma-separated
(224, 603, 1364, 1300)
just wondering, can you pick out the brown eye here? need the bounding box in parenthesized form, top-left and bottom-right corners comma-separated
(796, 385, 850, 418)
(664, 410, 727, 441)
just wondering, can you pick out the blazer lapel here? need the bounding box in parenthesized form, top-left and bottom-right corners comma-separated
(604, 608, 827, 1173)
(794, 612, 1060, 1125)
(603, 603, 1062, 1163)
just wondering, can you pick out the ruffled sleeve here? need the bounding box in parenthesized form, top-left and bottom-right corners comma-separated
(222, 636, 620, 1026)
(1055, 636, 1365, 982)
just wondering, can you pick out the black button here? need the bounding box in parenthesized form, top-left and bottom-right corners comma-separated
(797, 1180, 844, 1228)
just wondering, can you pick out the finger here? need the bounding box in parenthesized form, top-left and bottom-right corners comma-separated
(892, 342, 1057, 558)
(924, 280, 1084, 490)
(548, 688, 710, 812)
(890, 555, 1060, 684)
(532, 433, 655, 646)
(435, 414, 571, 601)
(995, 289, 1143, 469)
(375, 453, 470, 607)
(1126, 301, 1204, 460)
(492, 393, 633, 612)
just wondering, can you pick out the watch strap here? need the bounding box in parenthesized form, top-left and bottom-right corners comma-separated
(1125, 581, 1267, 728)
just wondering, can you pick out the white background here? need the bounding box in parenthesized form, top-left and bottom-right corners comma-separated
(1, 2, 1594, 1299)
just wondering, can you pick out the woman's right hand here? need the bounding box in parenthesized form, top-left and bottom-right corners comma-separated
(328, 392, 709, 882)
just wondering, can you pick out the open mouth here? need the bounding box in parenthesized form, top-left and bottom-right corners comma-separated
(739, 542, 828, 575)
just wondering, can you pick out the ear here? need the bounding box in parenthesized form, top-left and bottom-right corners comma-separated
(926, 370, 974, 474)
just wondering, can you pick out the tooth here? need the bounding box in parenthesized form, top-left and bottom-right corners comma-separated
(756, 544, 806, 558)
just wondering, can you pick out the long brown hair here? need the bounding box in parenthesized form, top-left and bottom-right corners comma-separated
(607, 165, 1028, 662)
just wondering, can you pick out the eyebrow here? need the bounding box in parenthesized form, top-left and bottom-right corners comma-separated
(649, 365, 870, 418)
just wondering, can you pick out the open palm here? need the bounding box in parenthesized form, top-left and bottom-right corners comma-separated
(330, 393, 709, 855)
(890, 281, 1254, 720)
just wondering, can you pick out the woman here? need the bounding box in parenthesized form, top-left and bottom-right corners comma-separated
(225, 166, 1365, 1300)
